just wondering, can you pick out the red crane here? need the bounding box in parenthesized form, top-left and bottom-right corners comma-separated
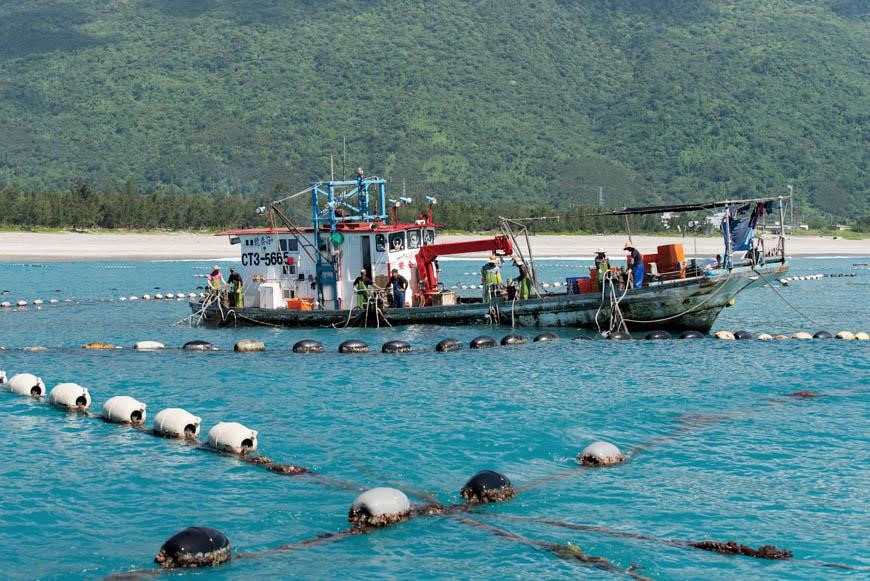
(415, 236, 514, 305)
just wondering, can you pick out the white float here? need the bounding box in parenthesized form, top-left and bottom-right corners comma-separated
(33, 299, 43, 305)
(16, 300, 27, 307)
(153, 408, 202, 438)
(102, 395, 147, 424)
(855, 332, 869, 341)
(835, 331, 855, 340)
(8, 373, 45, 397)
(154, 293, 164, 300)
(0, 370, 6, 384)
(142, 294, 151, 300)
(349, 487, 411, 527)
(165, 293, 175, 299)
(756, 333, 774, 341)
(713, 331, 735, 340)
(49, 383, 91, 410)
(578, 441, 625, 467)
(792, 332, 813, 340)
(133, 341, 165, 351)
(206, 422, 258, 454)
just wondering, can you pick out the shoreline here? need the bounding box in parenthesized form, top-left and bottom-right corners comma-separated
(0, 231, 868, 261)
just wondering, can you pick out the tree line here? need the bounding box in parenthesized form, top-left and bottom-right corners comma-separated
(1, 182, 684, 234)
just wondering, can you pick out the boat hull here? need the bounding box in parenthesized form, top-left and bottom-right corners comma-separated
(190, 261, 787, 333)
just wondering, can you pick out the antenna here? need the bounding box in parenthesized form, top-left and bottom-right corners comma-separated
(342, 137, 347, 179)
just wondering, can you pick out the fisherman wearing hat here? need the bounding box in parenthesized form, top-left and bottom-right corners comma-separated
(624, 242, 645, 289)
(480, 255, 502, 302)
(594, 248, 610, 289)
(352, 269, 373, 310)
(512, 256, 531, 300)
(207, 264, 225, 291)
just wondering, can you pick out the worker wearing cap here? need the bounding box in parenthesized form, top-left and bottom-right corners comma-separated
(594, 248, 609, 289)
(624, 242, 645, 289)
(481, 255, 502, 301)
(352, 269, 372, 309)
(387, 268, 408, 307)
(512, 256, 531, 300)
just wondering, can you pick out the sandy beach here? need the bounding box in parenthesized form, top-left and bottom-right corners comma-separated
(0, 231, 867, 261)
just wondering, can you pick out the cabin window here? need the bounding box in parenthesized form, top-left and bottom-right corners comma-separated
(375, 234, 386, 252)
(280, 238, 299, 252)
(407, 229, 421, 249)
(424, 229, 435, 246)
(389, 232, 405, 252)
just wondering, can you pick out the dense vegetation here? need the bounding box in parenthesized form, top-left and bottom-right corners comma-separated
(0, 0, 866, 227)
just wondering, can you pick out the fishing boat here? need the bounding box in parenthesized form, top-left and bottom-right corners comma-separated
(189, 172, 789, 333)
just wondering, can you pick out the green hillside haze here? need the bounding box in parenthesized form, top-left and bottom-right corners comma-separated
(0, 0, 867, 221)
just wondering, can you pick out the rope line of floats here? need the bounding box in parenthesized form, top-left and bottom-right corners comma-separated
(0, 269, 858, 310)
(3, 367, 868, 576)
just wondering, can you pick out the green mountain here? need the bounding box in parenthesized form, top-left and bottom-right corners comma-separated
(0, 0, 867, 220)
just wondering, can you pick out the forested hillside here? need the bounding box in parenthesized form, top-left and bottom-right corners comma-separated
(0, 0, 867, 223)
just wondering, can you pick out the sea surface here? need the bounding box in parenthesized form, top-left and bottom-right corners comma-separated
(0, 257, 868, 580)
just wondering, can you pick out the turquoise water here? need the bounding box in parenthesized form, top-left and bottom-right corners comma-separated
(0, 257, 868, 579)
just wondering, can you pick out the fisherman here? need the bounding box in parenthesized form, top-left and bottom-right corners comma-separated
(207, 265, 224, 291)
(353, 269, 372, 309)
(624, 242, 645, 289)
(512, 256, 531, 300)
(387, 268, 408, 307)
(480, 255, 502, 301)
(227, 268, 244, 308)
(594, 248, 609, 289)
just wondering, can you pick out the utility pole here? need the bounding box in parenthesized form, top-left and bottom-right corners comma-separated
(787, 184, 794, 226)
(598, 186, 604, 209)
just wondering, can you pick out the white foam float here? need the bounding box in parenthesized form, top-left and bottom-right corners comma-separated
(206, 422, 258, 454)
(348, 487, 411, 527)
(165, 293, 175, 299)
(133, 340, 165, 351)
(154, 293, 164, 300)
(7, 373, 46, 397)
(102, 395, 147, 424)
(756, 333, 774, 341)
(578, 441, 625, 467)
(855, 332, 869, 341)
(32, 299, 43, 305)
(49, 383, 91, 410)
(1, 302, 11, 308)
(142, 294, 151, 300)
(713, 331, 735, 340)
(0, 370, 6, 384)
(835, 331, 855, 340)
(153, 408, 201, 438)
(16, 300, 27, 307)
(792, 332, 813, 340)
(49, 298, 59, 304)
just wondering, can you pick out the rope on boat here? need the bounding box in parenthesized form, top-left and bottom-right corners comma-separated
(595, 271, 630, 335)
(751, 266, 821, 327)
